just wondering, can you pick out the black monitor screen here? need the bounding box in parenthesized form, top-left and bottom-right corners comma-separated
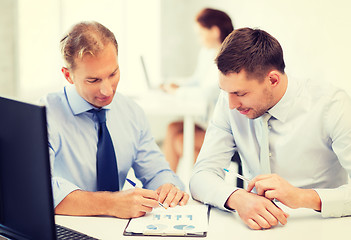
(0, 96, 56, 239)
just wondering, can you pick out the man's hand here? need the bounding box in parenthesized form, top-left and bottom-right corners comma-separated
(55, 188, 160, 219)
(108, 188, 160, 218)
(225, 189, 289, 230)
(247, 174, 321, 210)
(156, 183, 189, 208)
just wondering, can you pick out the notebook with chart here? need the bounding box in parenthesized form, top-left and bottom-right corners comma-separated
(123, 204, 209, 237)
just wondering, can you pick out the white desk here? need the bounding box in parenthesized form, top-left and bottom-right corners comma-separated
(55, 201, 351, 240)
(133, 90, 207, 183)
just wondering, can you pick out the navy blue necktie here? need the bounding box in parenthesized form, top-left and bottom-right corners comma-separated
(90, 109, 119, 191)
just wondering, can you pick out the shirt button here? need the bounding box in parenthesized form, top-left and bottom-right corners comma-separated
(268, 125, 272, 130)
(269, 152, 272, 157)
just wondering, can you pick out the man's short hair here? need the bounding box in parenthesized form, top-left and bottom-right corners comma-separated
(60, 21, 118, 70)
(215, 27, 285, 81)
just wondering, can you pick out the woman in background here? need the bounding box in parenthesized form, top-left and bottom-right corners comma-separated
(162, 8, 234, 172)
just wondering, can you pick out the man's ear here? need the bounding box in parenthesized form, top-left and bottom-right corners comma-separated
(267, 70, 281, 87)
(62, 67, 74, 84)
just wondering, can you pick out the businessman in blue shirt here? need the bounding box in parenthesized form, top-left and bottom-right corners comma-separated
(40, 21, 189, 219)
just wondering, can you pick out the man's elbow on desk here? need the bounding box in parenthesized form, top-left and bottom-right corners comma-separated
(189, 171, 237, 211)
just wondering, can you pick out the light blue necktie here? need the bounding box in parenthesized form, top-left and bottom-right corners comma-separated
(90, 109, 119, 191)
(260, 113, 271, 174)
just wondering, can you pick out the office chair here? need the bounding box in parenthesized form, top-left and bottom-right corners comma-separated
(231, 151, 243, 188)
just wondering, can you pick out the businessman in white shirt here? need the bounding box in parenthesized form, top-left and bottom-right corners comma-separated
(190, 27, 351, 230)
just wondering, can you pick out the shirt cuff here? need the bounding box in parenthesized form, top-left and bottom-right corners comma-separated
(314, 188, 350, 217)
(211, 185, 238, 212)
(189, 171, 237, 211)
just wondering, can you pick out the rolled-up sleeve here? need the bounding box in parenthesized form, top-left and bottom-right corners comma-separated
(49, 145, 80, 208)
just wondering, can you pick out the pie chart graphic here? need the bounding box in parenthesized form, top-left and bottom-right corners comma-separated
(146, 224, 167, 231)
(173, 225, 196, 230)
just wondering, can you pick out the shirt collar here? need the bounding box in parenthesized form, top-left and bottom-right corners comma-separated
(64, 85, 111, 115)
(267, 77, 295, 123)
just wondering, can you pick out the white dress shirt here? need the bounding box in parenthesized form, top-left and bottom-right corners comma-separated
(190, 77, 351, 217)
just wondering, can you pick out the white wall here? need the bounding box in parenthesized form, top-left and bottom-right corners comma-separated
(16, 0, 62, 102)
(0, 0, 17, 98)
(230, 0, 351, 95)
(122, 0, 162, 93)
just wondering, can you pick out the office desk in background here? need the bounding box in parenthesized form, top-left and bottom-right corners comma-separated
(55, 200, 351, 240)
(133, 90, 207, 184)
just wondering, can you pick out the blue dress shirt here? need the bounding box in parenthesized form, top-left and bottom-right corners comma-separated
(40, 85, 184, 207)
(190, 77, 351, 217)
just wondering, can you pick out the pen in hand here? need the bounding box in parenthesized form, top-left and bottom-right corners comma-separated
(126, 178, 167, 209)
(223, 168, 251, 183)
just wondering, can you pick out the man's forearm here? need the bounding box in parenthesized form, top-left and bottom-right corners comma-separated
(55, 190, 115, 216)
(298, 189, 321, 211)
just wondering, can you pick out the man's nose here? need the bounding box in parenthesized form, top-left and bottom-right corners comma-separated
(100, 80, 113, 96)
(228, 94, 240, 110)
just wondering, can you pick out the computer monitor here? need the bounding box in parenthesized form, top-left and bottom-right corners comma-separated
(0, 96, 56, 239)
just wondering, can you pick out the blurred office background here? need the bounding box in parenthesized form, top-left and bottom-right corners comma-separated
(1, 0, 351, 143)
